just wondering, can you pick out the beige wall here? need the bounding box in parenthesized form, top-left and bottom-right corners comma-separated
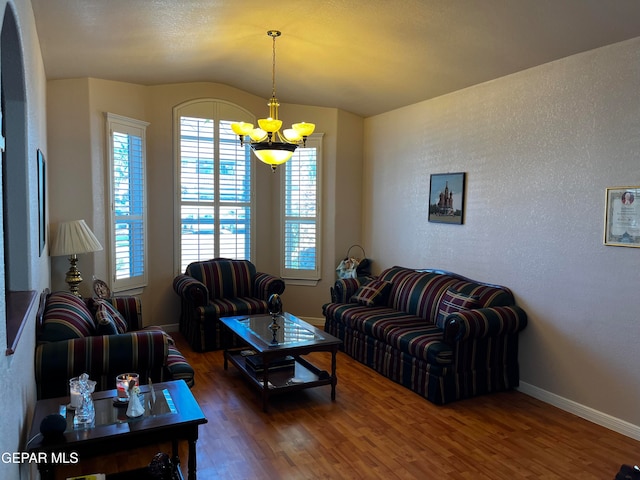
(46, 80, 363, 326)
(363, 37, 640, 436)
(0, 1, 49, 478)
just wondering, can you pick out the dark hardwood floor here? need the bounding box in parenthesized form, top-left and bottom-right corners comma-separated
(57, 332, 640, 479)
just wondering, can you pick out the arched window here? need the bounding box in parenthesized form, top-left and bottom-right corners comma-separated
(2, 4, 31, 354)
(173, 100, 255, 272)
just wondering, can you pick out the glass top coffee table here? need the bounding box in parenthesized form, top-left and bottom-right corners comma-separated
(220, 312, 342, 412)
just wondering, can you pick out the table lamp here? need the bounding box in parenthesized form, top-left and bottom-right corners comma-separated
(50, 219, 103, 297)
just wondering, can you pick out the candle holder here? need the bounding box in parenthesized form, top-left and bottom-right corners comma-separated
(115, 373, 139, 406)
(68, 377, 82, 410)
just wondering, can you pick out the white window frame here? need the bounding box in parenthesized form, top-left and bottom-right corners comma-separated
(105, 113, 149, 292)
(173, 99, 256, 274)
(280, 133, 323, 284)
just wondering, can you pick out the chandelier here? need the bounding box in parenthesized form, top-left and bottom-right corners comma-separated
(231, 30, 315, 172)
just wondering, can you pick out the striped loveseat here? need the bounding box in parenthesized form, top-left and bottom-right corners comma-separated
(173, 258, 285, 352)
(323, 266, 528, 405)
(35, 290, 194, 399)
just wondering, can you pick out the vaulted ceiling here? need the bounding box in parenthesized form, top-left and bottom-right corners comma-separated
(30, 0, 640, 117)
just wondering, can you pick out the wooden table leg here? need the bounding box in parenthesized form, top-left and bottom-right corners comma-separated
(187, 437, 198, 480)
(262, 366, 270, 412)
(330, 347, 337, 401)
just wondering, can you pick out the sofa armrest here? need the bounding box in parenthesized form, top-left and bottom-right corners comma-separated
(254, 272, 285, 300)
(442, 305, 528, 343)
(173, 274, 209, 307)
(330, 277, 372, 303)
(105, 296, 143, 331)
(35, 330, 169, 399)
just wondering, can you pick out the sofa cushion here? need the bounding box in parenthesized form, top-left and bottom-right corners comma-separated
(40, 292, 96, 342)
(350, 280, 391, 307)
(445, 279, 515, 308)
(436, 288, 481, 329)
(385, 325, 453, 365)
(92, 299, 129, 334)
(185, 259, 255, 300)
(94, 302, 119, 335)
(392, 271, 457, 320)
(209, 296, 269, 318)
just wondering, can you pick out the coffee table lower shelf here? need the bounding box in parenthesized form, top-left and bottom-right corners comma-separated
(224, 350, 335, 411)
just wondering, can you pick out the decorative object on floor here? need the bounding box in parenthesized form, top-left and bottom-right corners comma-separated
(148, 452, 179, 480)
(231, 30, 315, 172)
(428, 172, 466, 224)
(50, 219, 103, 296)
(604, 186, 640, 247)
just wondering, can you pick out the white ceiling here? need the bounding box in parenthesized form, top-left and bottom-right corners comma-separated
(30, 0, 640, 117)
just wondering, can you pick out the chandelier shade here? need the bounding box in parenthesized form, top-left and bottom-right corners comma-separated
(231, 30, 315, 172)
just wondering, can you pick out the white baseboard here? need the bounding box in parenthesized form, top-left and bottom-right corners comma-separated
(518, 382, 640, 440)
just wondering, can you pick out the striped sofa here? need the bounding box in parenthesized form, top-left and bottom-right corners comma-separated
(35, 290, 194, 400)
(323, 266, 528, 405)
(173, 258, 285, 352)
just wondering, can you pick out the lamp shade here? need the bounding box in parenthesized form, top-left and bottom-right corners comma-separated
(50, 219, 103, 257)
(252, 142, 297, 166)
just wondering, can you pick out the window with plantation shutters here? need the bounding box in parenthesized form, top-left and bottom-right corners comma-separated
(106, 113, 149, 292)
(281, 133, 323, 281)
(174, 100, 254, 273)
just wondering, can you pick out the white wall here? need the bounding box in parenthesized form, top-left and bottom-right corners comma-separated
(0, 1, 49, 479)
(363, 37, 640, 435)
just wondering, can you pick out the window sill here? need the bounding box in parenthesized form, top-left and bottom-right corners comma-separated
(281, 278, 320, 287)
(5, 290, 37, 355)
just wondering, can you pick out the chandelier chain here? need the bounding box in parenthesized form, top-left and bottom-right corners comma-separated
(271, 32, 277, 99)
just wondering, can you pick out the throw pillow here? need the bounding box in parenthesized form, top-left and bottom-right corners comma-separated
(436, 288, 481, 329)
(90, 299, 129, 334)
(40, 292, 96, 342)
(350, 280, 392, 307)
(94, 302, 119, 335)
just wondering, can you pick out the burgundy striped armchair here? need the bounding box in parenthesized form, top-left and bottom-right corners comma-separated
(173, 258, 285, 352)
(35, 290, 194, 399)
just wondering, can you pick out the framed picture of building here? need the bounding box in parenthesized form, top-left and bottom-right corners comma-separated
(428, 172, 466, 224)
(604, 186, 640, 247)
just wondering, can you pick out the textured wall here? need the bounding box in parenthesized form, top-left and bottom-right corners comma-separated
(0, 1, 49, 479)
(363, 37, 640, 431)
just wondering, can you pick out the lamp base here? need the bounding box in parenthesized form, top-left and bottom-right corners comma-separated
(65, 254, 83, 297)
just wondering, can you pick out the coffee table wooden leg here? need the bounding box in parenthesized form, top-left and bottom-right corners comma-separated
(262, 367, 270, 412)
(331, 348, 337, 401)
(187, 437, 198, 480)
